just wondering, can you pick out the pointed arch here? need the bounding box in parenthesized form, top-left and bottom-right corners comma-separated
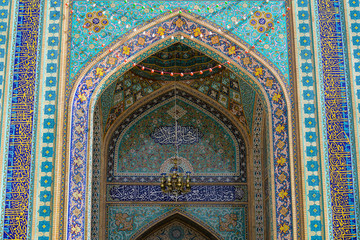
(60, 11, 297, 240)
(132, 212, 221, 240)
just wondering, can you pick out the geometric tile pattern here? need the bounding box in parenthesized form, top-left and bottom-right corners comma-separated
(66, 15, 294, 240)
(294, 0, 324, 238)
(32, 0, 62, 239)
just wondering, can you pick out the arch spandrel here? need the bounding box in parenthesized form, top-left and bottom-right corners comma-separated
(65, 12, 296, 240)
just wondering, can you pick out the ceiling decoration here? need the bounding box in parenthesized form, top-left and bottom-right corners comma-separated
(101, 69, 257, 134)
(130, 43, 223, 81)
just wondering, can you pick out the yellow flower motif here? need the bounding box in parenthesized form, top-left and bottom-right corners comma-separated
(96, 67, 104, 77)
(242, 57, 251, 65)
(71, 224, 81, 234)
(280, 224, 289, 233)
(73, 191, 83, 200)
(123, 46, 131, 55)
(138, 37, 145, 45)
(254, 67, 263, 76)
(78, 93, 87, 102)
(277, 157, 286, 166)
(86, 79, 93, 88)
(73, 207, 81, 217)
(228, 46, 236, 55)
(279, 189, 288, 199)
(272, 93, 281, 102)
(157, 26, 165, 36)
(276, 124, 285, 133)
(211, 36, 219, 44)
(74, 157, 83, 167)
(193, 27, 201, 37)
(265, 78, 273, 87)
(175, 18, 184, 28)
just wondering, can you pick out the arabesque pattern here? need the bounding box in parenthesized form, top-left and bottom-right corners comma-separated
(67, 15, 293, 240)
(69, 1, 289, 84)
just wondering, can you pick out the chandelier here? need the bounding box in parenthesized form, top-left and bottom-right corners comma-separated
(160, 87, 191, 200)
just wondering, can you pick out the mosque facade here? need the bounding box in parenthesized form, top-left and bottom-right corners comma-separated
(0, 0, 358, 239)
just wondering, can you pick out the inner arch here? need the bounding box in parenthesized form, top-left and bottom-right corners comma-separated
(134, 213, 221, 240)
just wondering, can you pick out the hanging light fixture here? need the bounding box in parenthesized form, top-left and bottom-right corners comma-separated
(160, 87, 191, 200)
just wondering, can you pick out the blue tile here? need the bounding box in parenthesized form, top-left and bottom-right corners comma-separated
(309, 205, 321, 216)
(43, 119, 55, 128)
(39, 206, 51, 217)
(45, 91, 56, 101)
(44, 105, 55, 115)
(308, 190, 320, 201)
(299, 23, 309, 33)
(298, 11, 309, 20)
(303, 90, 314, 100)
(304, 104, 315, 114)
(306, 146, 317, 157)
(46, 77, 56, 87)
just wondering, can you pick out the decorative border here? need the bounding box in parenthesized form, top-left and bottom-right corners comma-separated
(0, 0, 16, 237)
(294, 0, 325, 238)
(65, 15, 294, 239)
(315, 0, 358, 238)
(1, 0, 44, 239)
(106, 185, 248, 202)
(91, 103, 101, 240)
(345, 0, 360, 237)
(252, 96, 265, 240)
(30, 0, 64, 239)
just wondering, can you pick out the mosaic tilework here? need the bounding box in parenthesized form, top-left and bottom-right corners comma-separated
(67, 15, 293, 240)
(100, 80, 116, 129)
(0, 0, 11, 152)
(144, 220, 208, 239)
(91, 104, 101, 240)
(346, 0, 360, 237)
(294, 0, 324, 238)
(2, 0, 43, 239)
(103, 69, 255, 135)
(107, 185, 248, 202)
(252, 97, 264, 240)
(0, 0, 14, 236)
(69, 1, 289, 85)
(106, 204, 247, 240)
(30, 0, 63, 239)
(107, 90, 247, 182)
(316, 0, 358, 238)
